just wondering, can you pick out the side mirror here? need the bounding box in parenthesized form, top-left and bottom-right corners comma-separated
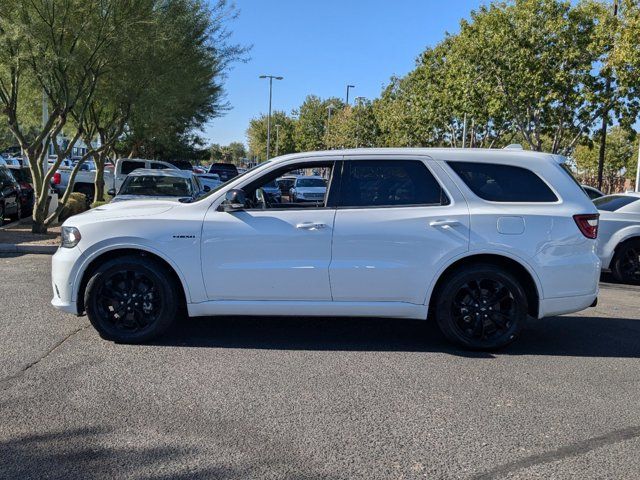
(107, 188, 116, 196)
(220, 188, 245, 212)
(203, 185, 211, 192)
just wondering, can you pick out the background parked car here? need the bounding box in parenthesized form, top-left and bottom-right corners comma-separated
(52, 157, 177, 201)
(594, 193, 640, 284)
(289, 175, 327, 202)
(196, 173, 222, 190)
(208, 162, 238, 182)
(108, 169, 206, 203)
(582, 185, 605, 200)
(0, 165, 22, 224)
(7, 165, 34, 216)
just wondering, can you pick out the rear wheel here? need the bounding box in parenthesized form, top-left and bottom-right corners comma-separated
(611, 239, 640, 285)
(85, 255, 179, 343)
(434, 264, 527, 350)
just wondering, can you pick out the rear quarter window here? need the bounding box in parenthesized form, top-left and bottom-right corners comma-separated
(448, 161, 558, 202)
(593, 195, 640, 212)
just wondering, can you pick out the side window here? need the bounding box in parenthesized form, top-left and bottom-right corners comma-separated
(149, 162, 168, 170)
(448, 162, 558, 202)
(243, 162, 334, 209)
(338, 160, 449, 208)
(120, 160, 144, 175)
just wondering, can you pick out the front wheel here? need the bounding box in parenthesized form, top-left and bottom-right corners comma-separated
(611, 240, 640, 285)
(434, 264, 527, 350)
(85, 255, 179, 343)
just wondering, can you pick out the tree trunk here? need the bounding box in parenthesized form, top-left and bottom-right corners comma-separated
(597, 116, 608, 191)
(94, 152, 106, 203)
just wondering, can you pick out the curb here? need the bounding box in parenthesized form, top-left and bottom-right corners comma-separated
(0, 243, 57, 254)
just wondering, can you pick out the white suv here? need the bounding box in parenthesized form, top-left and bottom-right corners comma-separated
(51, 148, 600, 349)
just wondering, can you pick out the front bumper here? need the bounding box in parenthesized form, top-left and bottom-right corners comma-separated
(51, 245, 83, 315)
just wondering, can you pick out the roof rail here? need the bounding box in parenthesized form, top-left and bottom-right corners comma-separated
(503, 144, 524, 150)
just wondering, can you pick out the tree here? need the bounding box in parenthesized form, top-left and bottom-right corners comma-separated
(0, 0, 153, 232)
(327, 101, 380, 149)
(573, 127, 638, 193)
(450, 0, 615, 155)
(117, 0, 247, 161)
(293, 96, 344, 152)
(247, 110, 296, 161)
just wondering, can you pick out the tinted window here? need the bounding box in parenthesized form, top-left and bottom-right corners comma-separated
(339, 160, 449, 208)
(120, 160, 145, 175)
(593, 195, 640, 212)
(149, 163, 168, 170)
(448, 162, 558, 202)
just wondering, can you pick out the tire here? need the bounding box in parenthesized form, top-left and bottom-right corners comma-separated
(84, 255, 180, 343)
(9, 200, 21, 221)
(434, 264, 527, 350)
(611, 239, 640, 285)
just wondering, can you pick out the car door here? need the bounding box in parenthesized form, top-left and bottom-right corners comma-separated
(329, 155, 470, 304)
(201, 158, 339, 301)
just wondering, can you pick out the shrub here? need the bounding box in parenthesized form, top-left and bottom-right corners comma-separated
(58, 193, 89, 223)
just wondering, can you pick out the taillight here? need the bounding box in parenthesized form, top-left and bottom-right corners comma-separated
(573, 214, 599, 239)
(53, 172, 61, 185)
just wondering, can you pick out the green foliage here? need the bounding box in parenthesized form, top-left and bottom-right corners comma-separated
(293, 96, 344, 152)
(209, 141, 246, 163)
(0, 0, 245, 232)
(574, 127, 638, 184)
(327, 102, 380, 149)
(247, 110, 296, 161)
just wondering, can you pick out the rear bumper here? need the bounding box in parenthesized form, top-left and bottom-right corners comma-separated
(539, 291, 598, 318)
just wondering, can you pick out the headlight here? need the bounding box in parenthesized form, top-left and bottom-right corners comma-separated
(61, 226, 81, 248)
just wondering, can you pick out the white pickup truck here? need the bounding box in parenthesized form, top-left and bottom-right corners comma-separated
(52, 158, 178, 200)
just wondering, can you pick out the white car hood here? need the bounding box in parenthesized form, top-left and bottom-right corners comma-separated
(65, 199, 177, 226)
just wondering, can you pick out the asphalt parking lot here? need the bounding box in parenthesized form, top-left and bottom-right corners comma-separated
(1, 254, 639, 480)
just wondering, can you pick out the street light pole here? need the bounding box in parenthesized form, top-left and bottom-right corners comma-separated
(274, 124, 281, 157)
(346, 84, 355, 105)
(259, 75, 283, 160)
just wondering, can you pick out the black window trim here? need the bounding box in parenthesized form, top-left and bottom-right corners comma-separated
(446, 160, 560, 204)
(240, 159, 340, 211)
(335, 157, 452, 210)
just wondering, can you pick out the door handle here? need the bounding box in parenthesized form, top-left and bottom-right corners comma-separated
(296, 222, 327, 230)
(429, 219, 461, 228)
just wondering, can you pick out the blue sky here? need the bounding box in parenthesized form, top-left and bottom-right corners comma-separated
(203, 0, 486, 147)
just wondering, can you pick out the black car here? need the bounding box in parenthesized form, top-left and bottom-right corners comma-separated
(208, 163, 238, 182)
(0, 165, 22, 225)
(7, 165, 35, 216)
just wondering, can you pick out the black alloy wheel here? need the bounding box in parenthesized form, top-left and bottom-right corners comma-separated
(85, 255, 179, 343)
(435, 264, 527, 350)
(612, 240, 640, 285)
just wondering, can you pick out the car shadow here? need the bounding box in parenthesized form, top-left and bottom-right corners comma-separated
(154, 313, 640, 359)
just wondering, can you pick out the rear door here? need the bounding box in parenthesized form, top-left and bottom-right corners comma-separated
(329, 155, 470, 304)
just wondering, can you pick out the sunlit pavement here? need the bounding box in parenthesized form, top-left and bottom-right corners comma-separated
(1, 253, 639, 479)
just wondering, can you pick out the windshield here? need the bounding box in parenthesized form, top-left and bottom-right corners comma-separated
(119, 175, 192, 197)
(297, 178, 326, 188)
(593, 195, 639, 212)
